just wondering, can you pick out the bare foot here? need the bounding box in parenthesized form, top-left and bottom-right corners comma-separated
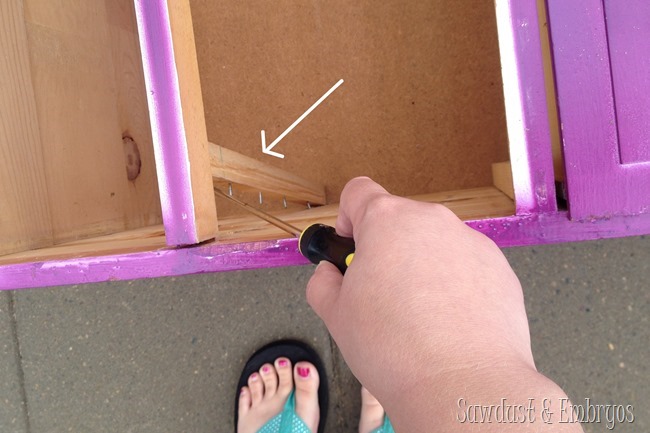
(237, 357, 320, 433)
(358, 387, 387, 433)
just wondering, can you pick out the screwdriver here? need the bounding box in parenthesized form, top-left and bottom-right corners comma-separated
(299, 224, 355, 275)
(214, 188, 355, 274)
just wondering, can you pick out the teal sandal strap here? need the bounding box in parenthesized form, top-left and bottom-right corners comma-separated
(257, 390, 312, 433)
(370, 415, 395, 433)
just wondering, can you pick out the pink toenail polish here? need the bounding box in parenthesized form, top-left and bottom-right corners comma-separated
(250, 373, 258, 381)
(262, 366, 270, 373)
(278, 360, 288, 368)
(240, 388, 246, 394)
(298, 367, 310, 378)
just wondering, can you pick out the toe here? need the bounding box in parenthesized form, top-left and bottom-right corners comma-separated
(238, 386, 252, 416)
(260, 363, 278, 398)
(248, 372, 264, 405)
(359, 387, 386, 433)
(275, 357, 293, 397)
(294, 362, 320, 433)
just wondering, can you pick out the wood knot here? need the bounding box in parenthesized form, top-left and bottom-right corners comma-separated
(123, 135, 141, 181)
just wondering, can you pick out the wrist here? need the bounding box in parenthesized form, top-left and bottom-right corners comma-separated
(386, 363, 583, 432)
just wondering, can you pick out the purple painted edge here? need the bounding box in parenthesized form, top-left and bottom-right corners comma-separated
(0, 239, 309, 291)
(134, 0, 199, 246)
(604, 0, 650, 164)
(3, 213, 649, 291)
(547, 0, 650, 219)
(496, 0, 557, 215)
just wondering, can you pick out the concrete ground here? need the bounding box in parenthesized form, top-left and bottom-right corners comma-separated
(0, 236, 647, 433)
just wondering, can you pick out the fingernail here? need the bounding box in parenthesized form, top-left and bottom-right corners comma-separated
(262, 366, 270, 374)
(278, 360, 288, 368)
(250, 373, 258, 381)
(297, 367, 310, 378)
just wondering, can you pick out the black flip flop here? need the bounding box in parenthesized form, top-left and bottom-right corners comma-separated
(234, 339, 329, 433)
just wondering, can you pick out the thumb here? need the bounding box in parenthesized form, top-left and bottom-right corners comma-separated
(305, 261, 343, 324)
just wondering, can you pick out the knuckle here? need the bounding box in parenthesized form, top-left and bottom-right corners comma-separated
(426, 202, 458, 220)
(341, 176, 374, 201)
(363, 195, 400, 222)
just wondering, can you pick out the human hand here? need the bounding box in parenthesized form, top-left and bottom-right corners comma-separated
(306, 177, 581, 432)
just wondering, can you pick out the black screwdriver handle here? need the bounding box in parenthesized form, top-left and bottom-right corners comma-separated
(299, 224, 355, 275)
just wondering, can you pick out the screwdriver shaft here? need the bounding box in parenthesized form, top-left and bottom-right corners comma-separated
(214, 188, 302, 237)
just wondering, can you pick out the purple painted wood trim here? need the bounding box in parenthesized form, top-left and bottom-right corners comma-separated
(547, 0, 650, 219)
(134, 0, 200, 246)
(495, 0, 557, 215)
(603, 0, 650, 164)
(3, 213, 650, 290)
(0, 240, 308, 291)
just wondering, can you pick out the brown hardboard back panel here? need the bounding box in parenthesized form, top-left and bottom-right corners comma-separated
(190, 0, 508, 217)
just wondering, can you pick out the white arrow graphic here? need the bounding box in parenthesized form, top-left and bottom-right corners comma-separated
(261, 79, 344, 158)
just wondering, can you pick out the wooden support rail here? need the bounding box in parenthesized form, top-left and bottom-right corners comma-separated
(0, 187, 513, 266)
(210, 142, 326, 205)
(492, 161, 515, 200)
(217, 187, 515, 243)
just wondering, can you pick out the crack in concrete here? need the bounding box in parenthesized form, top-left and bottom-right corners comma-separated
(6, 292, 31, 433)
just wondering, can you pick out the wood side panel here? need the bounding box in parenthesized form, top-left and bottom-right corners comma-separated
(24, 0, 162, 243)
(105, 0, 163, 222)
(0, 0, 53, 255)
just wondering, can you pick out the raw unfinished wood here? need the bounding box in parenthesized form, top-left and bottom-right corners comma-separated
(0, 225, 167, 266)
(106, 1, 162, 215)
(210, 142, 326, 205)
(0, 0, 53, 255)
(24, 0, 161, 243)
(217, 187, 515, 243)
(537, 0, 564, 182)
(0, 187, 514, 266)
(165, 0, 218, 241)
(492, 161, 515, 200)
